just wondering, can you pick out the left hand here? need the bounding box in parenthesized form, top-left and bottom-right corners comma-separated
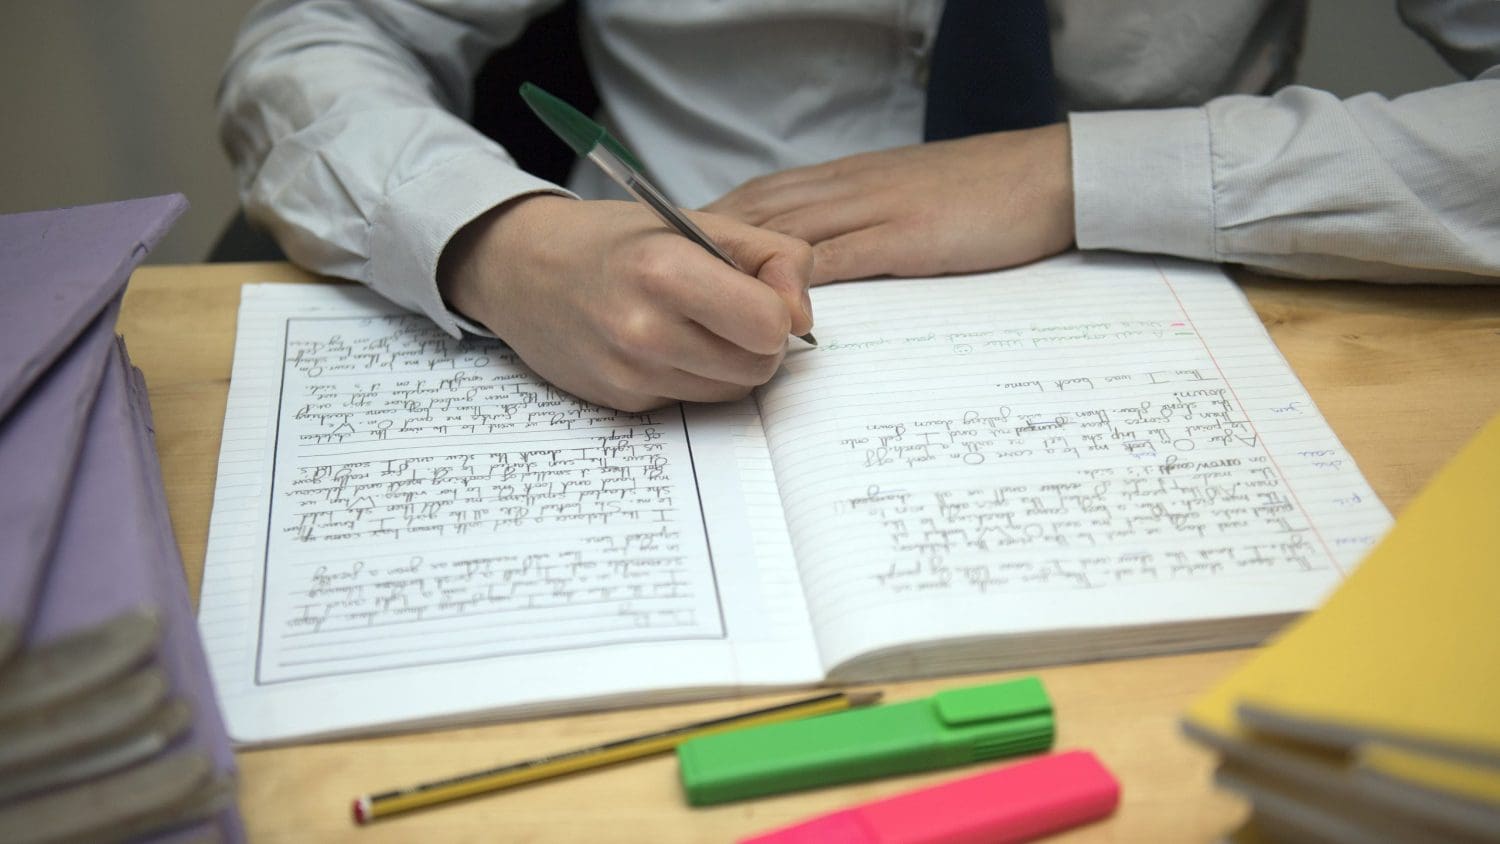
(706, 122, 1076, 285)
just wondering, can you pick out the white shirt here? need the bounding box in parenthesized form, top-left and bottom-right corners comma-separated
(219, 0, 1500, 339)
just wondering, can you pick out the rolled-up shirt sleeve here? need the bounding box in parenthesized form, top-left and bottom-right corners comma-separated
(218, 0, 571, 336)
(1070, 2, 1500, 283)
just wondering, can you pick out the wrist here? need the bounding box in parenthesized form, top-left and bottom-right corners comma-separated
(437, 193, 575, 329)
(1030, 121, 1076, 253)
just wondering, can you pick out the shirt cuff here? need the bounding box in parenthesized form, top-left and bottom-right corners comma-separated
(1069, 108, 1218, 263)
(450, 311, 497, 338)
(367, 150, 574, 338)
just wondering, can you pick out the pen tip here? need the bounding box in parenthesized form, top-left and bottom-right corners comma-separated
(798, 332, 818, 347)
(846, 689, 883, 707)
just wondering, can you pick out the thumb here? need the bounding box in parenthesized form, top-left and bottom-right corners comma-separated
(689, 210, 815, 337)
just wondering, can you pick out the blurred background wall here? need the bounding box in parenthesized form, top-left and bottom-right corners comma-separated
(0, 1, 1466, 265)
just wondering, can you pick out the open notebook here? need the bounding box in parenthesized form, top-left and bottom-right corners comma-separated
(199, 253, 1392, 745)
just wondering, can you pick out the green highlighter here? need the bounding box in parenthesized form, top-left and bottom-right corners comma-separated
(676, 677, 1054, 805)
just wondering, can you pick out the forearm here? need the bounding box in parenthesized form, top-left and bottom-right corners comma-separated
(1071, 69, 1500, 283)
(217, 0, 567, 334)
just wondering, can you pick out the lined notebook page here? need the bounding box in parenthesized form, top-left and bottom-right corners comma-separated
(757, 254, 1392, 674)
(198, 285, 818, 745)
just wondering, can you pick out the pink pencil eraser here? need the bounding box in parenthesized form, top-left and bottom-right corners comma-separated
(740, 750, 1120, 844)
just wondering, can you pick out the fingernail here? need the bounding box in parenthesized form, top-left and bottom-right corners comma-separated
(801, 289, 814, 324)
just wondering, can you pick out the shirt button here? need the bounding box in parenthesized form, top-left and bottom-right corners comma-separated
(908, 29, 931, 86)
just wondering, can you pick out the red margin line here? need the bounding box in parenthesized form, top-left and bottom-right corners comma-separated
(1152, 260, 1345, 578)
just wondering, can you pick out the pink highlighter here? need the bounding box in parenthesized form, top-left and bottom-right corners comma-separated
(739, 750, 1120, 844)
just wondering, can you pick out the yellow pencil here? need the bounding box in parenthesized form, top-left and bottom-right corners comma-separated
(352, 689, 882, 824)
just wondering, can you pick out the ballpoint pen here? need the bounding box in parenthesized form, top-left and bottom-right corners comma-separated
(519, 82, 816, 346)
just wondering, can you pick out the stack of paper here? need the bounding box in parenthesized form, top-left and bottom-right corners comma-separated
(1184, 415, 1500, 843)
(0, 197, 244, 842)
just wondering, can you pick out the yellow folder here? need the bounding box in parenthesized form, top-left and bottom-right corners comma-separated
(1185, 413, 1500, 768)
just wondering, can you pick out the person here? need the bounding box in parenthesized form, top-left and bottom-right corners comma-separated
(218, 1, 1500, 412)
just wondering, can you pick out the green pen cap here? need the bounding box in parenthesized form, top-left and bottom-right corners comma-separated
(676, 676, 1054, 805)
(519, 82, 646, 172)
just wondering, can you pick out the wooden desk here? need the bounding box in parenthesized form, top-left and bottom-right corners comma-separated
(119, 263, 1500, 843)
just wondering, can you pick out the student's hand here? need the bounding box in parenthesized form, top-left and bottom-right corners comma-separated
(438, 196, 814, 413)
(707, 123, 1075, 285)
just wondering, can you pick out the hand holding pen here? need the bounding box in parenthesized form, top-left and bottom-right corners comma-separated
(435, 87, 815, 414)
(520, 83, 815, 348)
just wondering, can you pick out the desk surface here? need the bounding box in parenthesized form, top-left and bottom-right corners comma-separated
(120, 262, 1500, 843)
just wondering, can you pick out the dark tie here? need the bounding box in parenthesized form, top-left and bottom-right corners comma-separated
(923, 0, 1059, 141)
